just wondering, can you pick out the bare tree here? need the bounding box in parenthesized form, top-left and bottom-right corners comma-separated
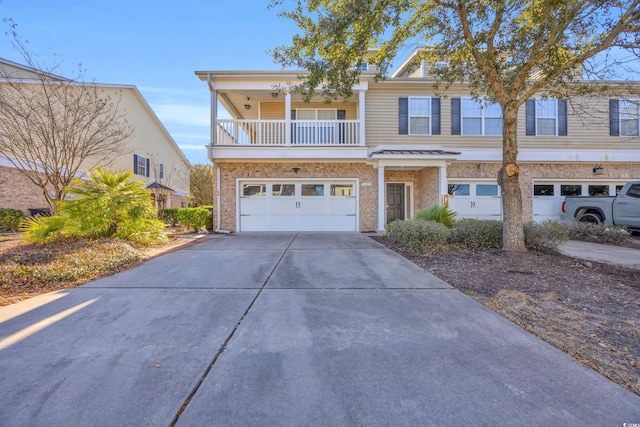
(0, 20, 133, 213)
(147, 155, 191, 217)
(190, 164, 214, 207)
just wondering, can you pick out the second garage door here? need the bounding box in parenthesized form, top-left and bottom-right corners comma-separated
(239, 181, 357, 231)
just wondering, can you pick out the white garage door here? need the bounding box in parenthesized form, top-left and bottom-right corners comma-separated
(239, 181, 357, 231)
(532, 181, 627, 222)
(448, 181, 502, 220)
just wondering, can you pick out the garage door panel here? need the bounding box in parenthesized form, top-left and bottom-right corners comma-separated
(240, 198, 268, 215)
(328, 198, 356, 215)
(271, 198, 297, 215)
(270, 217, 300, 232)
(299, 198, 327, 216)
(298, 216, 327, 231)
(241, 216, 270, 232)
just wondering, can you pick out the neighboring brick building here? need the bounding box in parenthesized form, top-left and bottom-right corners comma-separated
(195, 54, 640, 233)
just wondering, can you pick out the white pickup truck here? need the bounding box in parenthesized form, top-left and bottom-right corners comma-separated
(560, 181, 640, 232)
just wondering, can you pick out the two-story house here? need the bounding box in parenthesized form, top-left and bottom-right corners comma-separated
(196, 52, 640, 233)
(0, 57, 191, 214)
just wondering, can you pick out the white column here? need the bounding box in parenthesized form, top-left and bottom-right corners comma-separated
(285, 92, 292, 145)
(210, 86, 217, 146)
(438, 165, 448, 206)
(377, 165, 385, 231)
(358, 90, 366, 146)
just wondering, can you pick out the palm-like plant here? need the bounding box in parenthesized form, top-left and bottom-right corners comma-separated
(415, 205, 457, 229)
(22, 168, 166, 244)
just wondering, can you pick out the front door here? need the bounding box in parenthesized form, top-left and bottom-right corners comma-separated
(386, 183, 405, 224)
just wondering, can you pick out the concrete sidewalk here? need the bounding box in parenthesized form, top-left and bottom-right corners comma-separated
(560, 239, 640, 270)
(0, 233, 638, 426)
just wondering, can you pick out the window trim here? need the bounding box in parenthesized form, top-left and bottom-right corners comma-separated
(295, 108, 337, 120)
(535, 98, 559, 137)
(408, 96, 432, 136)
(619, 99, 640, 137)
(133, 154, 149, 177)
(460, 97, 503, 136)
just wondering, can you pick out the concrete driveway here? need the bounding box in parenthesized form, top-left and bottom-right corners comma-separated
(0, 233, 638, 426)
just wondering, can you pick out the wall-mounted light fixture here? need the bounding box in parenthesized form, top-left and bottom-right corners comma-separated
(291, 167, 300, 173)
(271, 92, 279, 98)
(244, 97, 251, 110)
(592, 165, 604, 175)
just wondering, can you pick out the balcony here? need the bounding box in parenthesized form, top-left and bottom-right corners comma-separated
(216, 119, 362, 146)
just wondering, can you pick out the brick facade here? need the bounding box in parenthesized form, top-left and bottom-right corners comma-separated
(448, 162, 640, 221)
(210, 160, 640, 231)
(0, 166, 51, 214)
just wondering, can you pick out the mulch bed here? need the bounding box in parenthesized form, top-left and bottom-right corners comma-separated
(376, 237, 640, 396)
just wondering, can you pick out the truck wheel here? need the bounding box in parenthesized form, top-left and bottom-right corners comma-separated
(578, 213, 602, 224)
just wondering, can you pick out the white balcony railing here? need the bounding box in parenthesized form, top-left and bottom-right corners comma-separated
(216, 119, 361, 145)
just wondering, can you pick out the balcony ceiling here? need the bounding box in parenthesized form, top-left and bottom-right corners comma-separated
(220, 90, 354, 120)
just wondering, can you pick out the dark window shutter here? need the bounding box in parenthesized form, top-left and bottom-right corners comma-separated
(609, 99, 619, 136)
(431, 98, 441, 135)
(399, 98, 408, 135)
(291, 110, 296, 144)
(526, 99, 536, 135)
(337, 110, 346, 143)
(558, 99, 568, 136)
(145, 158, 150, 177)
(451, 98, 461, 135)
(133, 154, 139, 174)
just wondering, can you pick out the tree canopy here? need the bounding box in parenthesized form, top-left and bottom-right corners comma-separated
(270, 0, 640, 251)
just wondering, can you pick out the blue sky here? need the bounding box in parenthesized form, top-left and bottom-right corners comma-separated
(0, 0, 301, 165)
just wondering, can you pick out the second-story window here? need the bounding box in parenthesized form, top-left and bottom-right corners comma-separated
(409, 97, 431, 135)
(133, 154, 149, 177)
(535, 99, 557, 136)
(525, 98, 568, 136)
(461, 98, 503, 136)
(159, 163, 164, 179)
(620, 99, 640, 136)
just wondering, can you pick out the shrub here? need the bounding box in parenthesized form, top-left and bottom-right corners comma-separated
(163, 208, 180, 227)
(21, 168, 166, 245)
(567, 221, 631, 245)
(177, 207, 210, 232)
(523, 220, 570, 252)
(450, 219, 503, 249)
(0, 208, 25, 232)
(386, 219, 450, 250)
(415, 205, 457, 228)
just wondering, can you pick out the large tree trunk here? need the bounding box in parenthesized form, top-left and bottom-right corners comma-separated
(499, 104, 527, 252)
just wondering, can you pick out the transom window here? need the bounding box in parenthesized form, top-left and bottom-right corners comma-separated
(296, 109, 337, 120)
(409, 97, 431, 135)
(461, 98, 503, 136)
(536, 99, 558, 136)
(620, 99, 640, 137)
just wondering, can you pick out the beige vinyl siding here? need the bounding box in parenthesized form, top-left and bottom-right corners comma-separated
(0, 62, 44, 80)
(365, 84, 640, 152)
(82, 87, 190, 197)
